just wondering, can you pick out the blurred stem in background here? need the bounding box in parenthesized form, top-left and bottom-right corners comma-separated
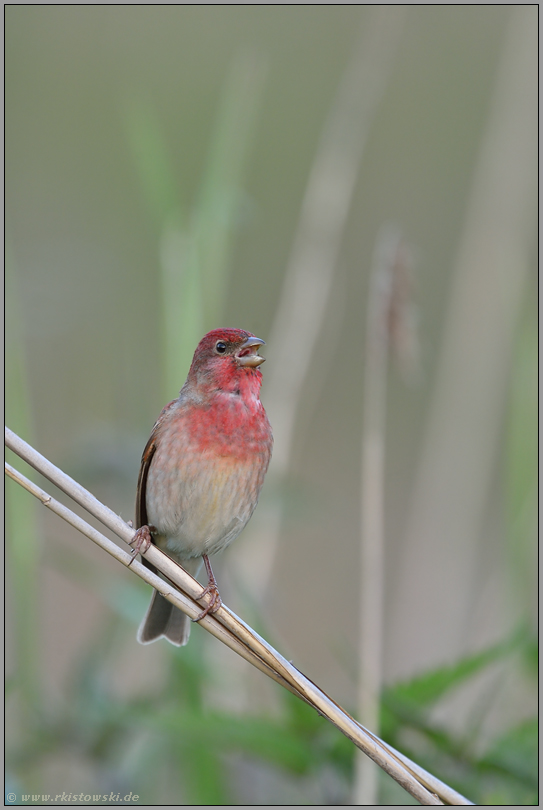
(355, 226, 417, 804)
(5, 246, 41, 721)
(391, 6, 538, 664)
(125, 51, 265, 398)
(238, 5, 406, 602)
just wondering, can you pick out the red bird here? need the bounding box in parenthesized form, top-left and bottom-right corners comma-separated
(132, 328, 273, 646)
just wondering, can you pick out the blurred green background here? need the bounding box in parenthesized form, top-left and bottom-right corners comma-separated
(5, 6, 537, 805)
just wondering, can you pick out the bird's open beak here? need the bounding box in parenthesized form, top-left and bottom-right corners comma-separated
(236, 336, 266, 368)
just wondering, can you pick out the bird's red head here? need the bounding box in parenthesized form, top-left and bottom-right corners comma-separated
(186, 328, 266, 396)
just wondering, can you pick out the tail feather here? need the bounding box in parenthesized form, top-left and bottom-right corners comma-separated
(136, 591, 191, 646)
(137, 557, 202, 646)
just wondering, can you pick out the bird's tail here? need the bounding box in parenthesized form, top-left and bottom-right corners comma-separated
(137, 557, 203, 647)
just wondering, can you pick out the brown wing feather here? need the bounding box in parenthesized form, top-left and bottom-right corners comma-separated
(135, 434, 156, 529)
(135, 399, 178, 571)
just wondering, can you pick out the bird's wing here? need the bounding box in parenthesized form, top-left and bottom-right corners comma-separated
(135, 399, 178, 574)
(135, 399, 178, 529)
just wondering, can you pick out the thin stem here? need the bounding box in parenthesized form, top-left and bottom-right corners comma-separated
(354, 225, 404, 803)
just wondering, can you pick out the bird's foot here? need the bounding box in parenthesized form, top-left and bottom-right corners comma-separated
(193, 554, 223, 621)
(127, 524, 156, 566)
(194, 583, 222, 621)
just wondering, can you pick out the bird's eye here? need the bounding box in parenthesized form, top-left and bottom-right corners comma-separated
(215, 341, 227, 354)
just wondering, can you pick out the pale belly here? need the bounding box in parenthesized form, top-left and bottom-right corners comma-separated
(145, 450, 264, 559)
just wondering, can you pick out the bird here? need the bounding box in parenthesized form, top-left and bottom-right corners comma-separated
(131, 328, 273, 646)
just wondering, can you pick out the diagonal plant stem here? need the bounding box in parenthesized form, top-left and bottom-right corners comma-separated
(4, 460, 303, 693)
(5, 426, 473, 806)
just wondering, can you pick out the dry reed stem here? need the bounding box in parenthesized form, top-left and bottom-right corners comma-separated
(5, 426, 474, 806)
(354, 226, 407, 803)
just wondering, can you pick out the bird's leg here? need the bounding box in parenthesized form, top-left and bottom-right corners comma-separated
(193, 554, 222, 621)
(127, 524, 157, 567)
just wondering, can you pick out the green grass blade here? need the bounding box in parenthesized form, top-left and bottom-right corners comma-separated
(159, 222, 204, 397)
(382, 631, 521, 712)
(124, 54, 264, 399)
(123, 98, 180, 227)
(193, 51, 266, 328)
(478, 718, 538, 786)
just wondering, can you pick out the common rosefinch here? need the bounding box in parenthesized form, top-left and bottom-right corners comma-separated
(132, 328, 273, 646)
